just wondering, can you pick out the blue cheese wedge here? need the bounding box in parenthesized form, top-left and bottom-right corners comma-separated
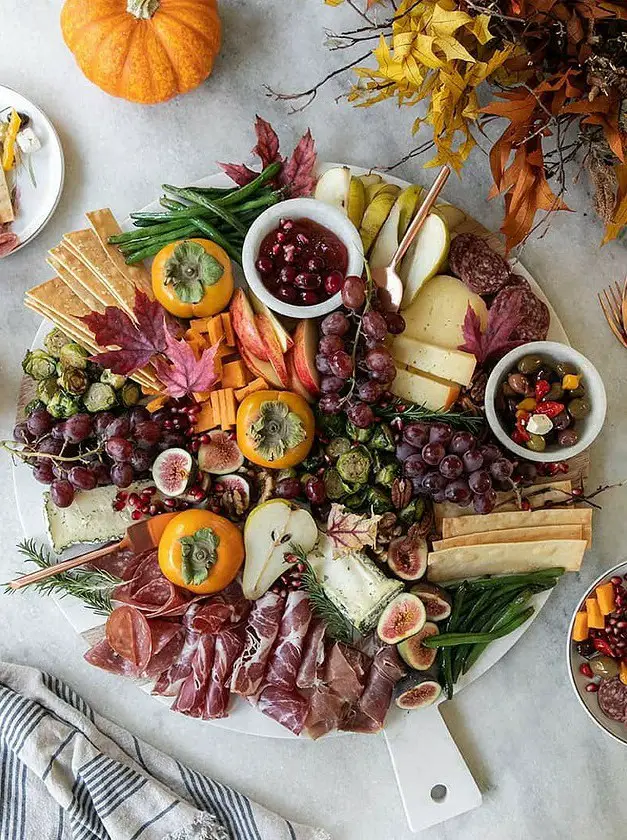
(45, 481, 152, 553)
(308, 533, 403, 634)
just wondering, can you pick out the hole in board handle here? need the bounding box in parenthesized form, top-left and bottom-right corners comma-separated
(430, 784, 448, 803)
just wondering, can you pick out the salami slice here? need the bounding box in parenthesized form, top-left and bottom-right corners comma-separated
(113, 551, 192, 617)
(106, 606, 152, 670)
(492, 282, 550, 342)
(598, 677, 627, 722)
(448, 233, 511, 294)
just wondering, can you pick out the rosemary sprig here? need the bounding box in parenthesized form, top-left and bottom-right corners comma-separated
(375, 399, 485, 432)
(5, 539, 121, 616)
(289, 543, 355, 644)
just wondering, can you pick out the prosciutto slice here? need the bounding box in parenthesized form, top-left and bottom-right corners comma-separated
(153, 628, 202, 696)
(231, 591, 285, 696)
(304, 642, 370, 739)
(188, 582, 250, 634)
(341, 645, 405, 733)
(296, 618, 326, 690)
(204, 626, 246, 719)
(256, 686, 309, 736)
(264, 591, 312, 690)
(172, 634, 215, 718)
(305, 685, 346, 740)
(113, 551, 192, 617)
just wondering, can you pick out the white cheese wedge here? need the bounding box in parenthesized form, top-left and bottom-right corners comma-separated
(401, 274, 488, 349)
(0, 166, 14, 224)
(16, 127, 41, 155)
(427, 539, 587, 582)
(391, 365, 460, 410)
(45, 481, 152, 553)
(391, 335, 476, 386)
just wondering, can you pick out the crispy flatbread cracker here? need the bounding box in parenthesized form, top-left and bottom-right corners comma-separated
(26, 276, 92, 319)
(49, 242, 118, 308)
(441, 507, 593, 547)
(432, 524, 584, 551)
(47, 255, 104, 314)
(427, 539, 587, 582)
(86, 209, 152, 297)
(63, 229, 137, 316)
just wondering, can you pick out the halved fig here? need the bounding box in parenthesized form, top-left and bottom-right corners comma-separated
(394, 674, 442, 709)
(377, 592, 426, 645)
(387, 533, 428, 581)
(152, 448, 195, 497)
(397, 621, 439, 670)
(216, 474, 251, 517)
(410, 582, 452, 622)
(198, 430, 244, 475)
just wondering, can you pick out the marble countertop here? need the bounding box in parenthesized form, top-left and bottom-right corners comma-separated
(3, 2, 627, 838)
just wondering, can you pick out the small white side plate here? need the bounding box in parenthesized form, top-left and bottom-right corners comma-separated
(0, 85, 64, 257)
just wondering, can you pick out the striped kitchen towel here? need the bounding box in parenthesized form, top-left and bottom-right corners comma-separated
(0, 662, 329, 840)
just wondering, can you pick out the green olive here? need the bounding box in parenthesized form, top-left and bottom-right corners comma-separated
(546, 383, 564, 401)
(555, 360, 577, 377)
(526, 433, 546, 452)
(569, 385, 586, 398)
(568, 397, 591, 419)
(517, 355, 544, 375)
(590, 656, 619, 679)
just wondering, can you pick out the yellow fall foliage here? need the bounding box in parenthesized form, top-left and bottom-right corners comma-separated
(348, 0, 522, 172)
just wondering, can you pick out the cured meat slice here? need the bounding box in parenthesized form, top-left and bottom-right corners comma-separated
(106, 606, 152, 670)
(491, 282, 550, 342)
(341, 646, 405, 734)
(305, 685, 346, 740)
(264, 591, 312, 690)
(188, 581, 251, 634)
(256, 685, 309, 736)
(296, 618, 326, 690)
(231, 591, 285, 696)
(84, 639, 142, 678)
(88, 547, 143, 581)
(324, 642, 369, 705)
(172, 634, 215, 718)
(153, 629, 203, 696)
(205, 626, 246, 719)
(598, 677, 627, 722)
(448, 233, 510, 294)
(113, 551, 192, 617)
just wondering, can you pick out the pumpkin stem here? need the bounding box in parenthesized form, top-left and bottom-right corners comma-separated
(127, 0, 160, 19)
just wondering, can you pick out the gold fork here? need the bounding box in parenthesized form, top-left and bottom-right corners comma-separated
(599, 277, 627, 348)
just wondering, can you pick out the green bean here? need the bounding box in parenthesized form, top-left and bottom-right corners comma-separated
(423, 607, 535, 648)
(122, 224, 198, 263)
(449, 569, 564, 590)
(161, 186, 247, 235)
(214, 162, 281, 206)
(462, 590, 535, 674)
(190, 217, 242, 264)
(110, 217, 198, 243)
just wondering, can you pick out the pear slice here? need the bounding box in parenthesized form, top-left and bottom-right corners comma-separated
(399, 213, 450, 309)
(347, 177, 366, 228)
(314, 166, 351, 212)
(364, 181, 398, 206)
(358, 173, 383, 192)
(433, 202, 466, 232)
(369, 185, 424, 269)
(242, 499, 319, 600)
(359, 186, 400, 254)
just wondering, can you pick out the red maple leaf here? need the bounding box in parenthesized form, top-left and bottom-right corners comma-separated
(459, 290, 525, 364)
(252, 115, 281, 168)
(152, 332, 221, 398)
(218, 162, 258, 187)
(280, 129, 317, 197)
(81, 290, 168, 374)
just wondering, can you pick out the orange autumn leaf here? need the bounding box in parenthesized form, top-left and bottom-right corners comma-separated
(603, 163, 627, 244)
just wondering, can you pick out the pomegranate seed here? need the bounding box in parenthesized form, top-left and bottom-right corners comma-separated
(190, 440, 200, 452)
(276, 231, 286, 243)
(214, 483, 224, 492)
(579, 663, 594, 678)
(163, 419, 173, 430)
(200, 434, 210, 444)
(163, 498, 176, 508)
(116, 491, 128, 502)
(611, 576, 622, 586)
(191, 489, 206, 501)
(594, 638, 614, 657)
(112, 500, 125, 511)
(585, 682, 599, 693)
(609, 617, 618, 626)
(131, 510, 142, 521)
(296, 562, 305, 573)
(619, 621, 627, 629)
(128, 493, 140, 508)
(140, 503, 150, 514)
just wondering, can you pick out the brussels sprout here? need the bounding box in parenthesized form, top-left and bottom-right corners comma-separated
(22, 349, 57, 381)
(24, 398, 45, 416)
(36, 377, 60, 405)
(367, 487, 394, 514)
(315, 411, 345, 439)
(59, 342, 89, 371)
(370, 423, 395, 452)
(345, 419, 373, 443)
(323, 467, 351, 500)
(120, 381, 140, 407)
(343, 488, 368, 511)
(375, 462, 400, 489)
(101, 369, 127, 389)
(83, 382, 117, 413)
(43, 328, 69, 358)
(398, 498, 426, 526)
(47, 390, 81, 419)
(58, 367, 89, 396)
(277, 467, 298, 481)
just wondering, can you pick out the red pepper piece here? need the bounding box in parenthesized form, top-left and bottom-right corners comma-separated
(593, 638, 614, 657)
(512, 421, 531, 444)
(535, 379, 550, 400)
(534, 400, 564, 418)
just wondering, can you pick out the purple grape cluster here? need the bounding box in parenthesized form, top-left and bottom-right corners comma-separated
(399, 421, 515, 514)
(316, 285, 406, 427)
(13, 403, 195, 509)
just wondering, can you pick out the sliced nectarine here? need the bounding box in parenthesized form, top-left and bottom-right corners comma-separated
(292, 320, 320, 396)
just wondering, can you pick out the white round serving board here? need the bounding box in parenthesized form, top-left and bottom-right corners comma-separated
(0, 85, 65, 257)
(13, 164, 571, 829)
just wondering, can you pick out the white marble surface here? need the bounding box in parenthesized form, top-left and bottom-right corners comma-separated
(2, 2, 627, 838)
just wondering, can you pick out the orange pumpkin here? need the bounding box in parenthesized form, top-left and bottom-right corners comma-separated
(60, 0, 221, 105)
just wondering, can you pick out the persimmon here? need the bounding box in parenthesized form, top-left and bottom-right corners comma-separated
(236, 390, 314, 470)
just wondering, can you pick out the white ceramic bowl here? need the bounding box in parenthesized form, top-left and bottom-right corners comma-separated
(241, 197, 364, 319)
(567, 561, 627, 745)
(484, 341, 606, 463)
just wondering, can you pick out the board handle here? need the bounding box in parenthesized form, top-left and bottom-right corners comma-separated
(383, 703, 481, 832)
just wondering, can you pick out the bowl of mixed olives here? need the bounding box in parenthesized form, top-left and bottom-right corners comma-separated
(484, 341, 606, 463)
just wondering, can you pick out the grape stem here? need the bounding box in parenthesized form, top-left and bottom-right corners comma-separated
(340, 261, 374, 407)
(0, 441, 104, 464)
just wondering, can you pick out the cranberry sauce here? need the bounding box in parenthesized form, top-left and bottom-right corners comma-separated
(256, 217, 349, 306)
